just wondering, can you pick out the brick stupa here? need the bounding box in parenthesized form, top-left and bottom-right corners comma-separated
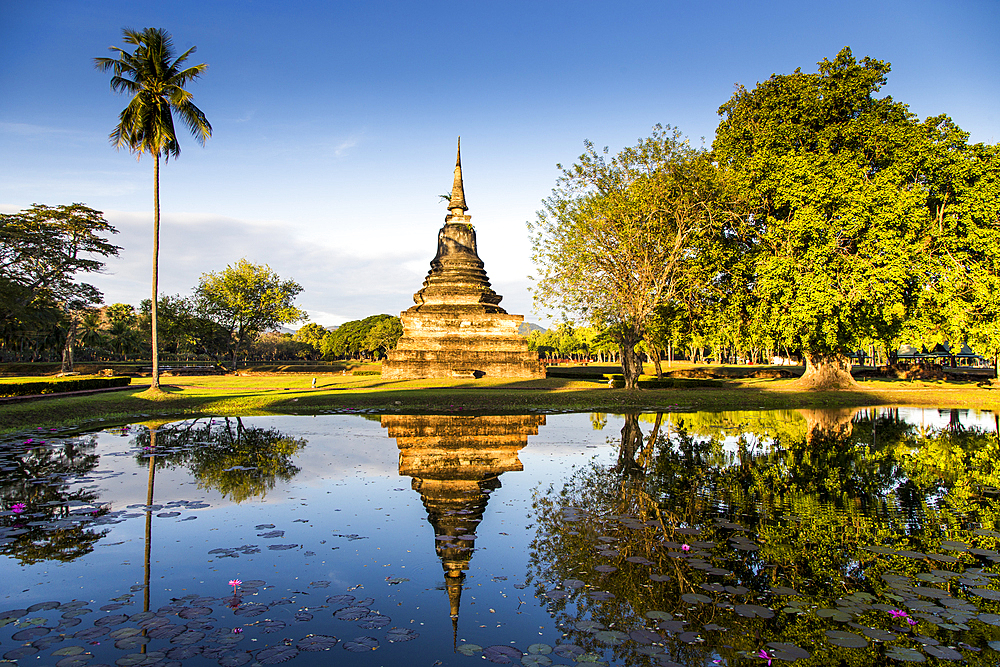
(382, 140, 545, 380)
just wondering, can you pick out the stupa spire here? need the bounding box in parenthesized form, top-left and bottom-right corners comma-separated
(448, 137, 468, 216)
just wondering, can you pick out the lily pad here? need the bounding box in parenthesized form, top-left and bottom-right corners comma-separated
(456, 643, 483, 656)
(385, 628, 418, 643)
(343, 636, 379, 652)
(735, 604, 774, 619)
(553, 644, 584, 659)
(357, 614, 390, 629)
(593, 630, 628, 645)
(522, 655, 552, 666)
(233, 603, 268, 617)
(294, 634, 338, 651)
(253, 645, 297, 664)
(334, 606, 370, 621)
(574, 620, 605, 632)
(218, 650, 253, 666)
(924, 645, 962, 660)
(680, 593, 711, 604)
(766, 642, 810, 660)
(885, 646, 926, 662)
(825, 630, 868, 648)
(483, 645, 523, 663)
(165, 645, 203, 660)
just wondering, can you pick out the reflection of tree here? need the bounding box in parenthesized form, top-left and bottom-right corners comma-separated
(132, 418, 307, 502)
(530, 410, 1000, 666)
(0, 437, 109, 564)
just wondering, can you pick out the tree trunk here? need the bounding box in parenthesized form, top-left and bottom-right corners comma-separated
(60, 314, 77, 373)
(617, 413, 644, 477)
(796, 351, 858, 390)
(646, 338, 663, 379)
(150, 153, 161, 390)
(617, 328, 643, 389)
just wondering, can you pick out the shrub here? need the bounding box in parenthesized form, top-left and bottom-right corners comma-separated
(0, 376, 132, 398)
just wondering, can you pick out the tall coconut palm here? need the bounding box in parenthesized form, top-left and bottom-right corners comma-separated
(95, 28, 211, 390)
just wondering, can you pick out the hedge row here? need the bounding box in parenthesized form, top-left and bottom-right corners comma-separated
(352, 370, 381, 376)
(603, 375, 724, 389)
(0, 376, 132, 398)
(546, 369, 608, 380)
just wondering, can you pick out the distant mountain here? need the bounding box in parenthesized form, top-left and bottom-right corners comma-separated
(518, 322, 545, 336)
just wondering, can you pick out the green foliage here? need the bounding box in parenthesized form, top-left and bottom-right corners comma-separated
(194, 259, 306, 366)
(711, 47, 993, 379)
(363, 317, 402, 359)
(0, 375, 130, 397)
(320, 314, 401, 360)
(531, 126, 725, 387)
(293, 322, 328, 356)
(0, 205, 120, 364)
(94, 27, 210, 160)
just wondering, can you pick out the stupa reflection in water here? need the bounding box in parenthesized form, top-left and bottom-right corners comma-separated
(380, 414, 545, 633)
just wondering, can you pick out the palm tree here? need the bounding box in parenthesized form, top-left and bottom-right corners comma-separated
(95, 28, 211, 390)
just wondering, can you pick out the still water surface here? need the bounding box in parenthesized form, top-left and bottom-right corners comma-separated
(2, 408, 1000, 666)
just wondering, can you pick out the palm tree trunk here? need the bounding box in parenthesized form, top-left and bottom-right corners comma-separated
(151, 153, 161, 389)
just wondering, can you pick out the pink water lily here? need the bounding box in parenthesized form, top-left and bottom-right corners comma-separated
(758, 648, 773, 665)
(232, 627, 242, 634)
(888, 609, 908, 618)
(11, 503, 26, 514)
(229, 578, 242, 591)
(906, 617, 918, 626)
(681, 544, 691, 552)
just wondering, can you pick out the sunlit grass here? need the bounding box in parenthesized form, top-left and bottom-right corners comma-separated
(0, 367, 996, 435)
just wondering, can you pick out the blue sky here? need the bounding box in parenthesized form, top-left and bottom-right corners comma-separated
(2, 0, 997, 328)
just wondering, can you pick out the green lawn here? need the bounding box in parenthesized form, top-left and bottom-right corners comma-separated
(1, 369, 997, 434)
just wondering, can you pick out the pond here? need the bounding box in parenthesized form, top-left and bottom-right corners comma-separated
(2, 408, 1000, 666)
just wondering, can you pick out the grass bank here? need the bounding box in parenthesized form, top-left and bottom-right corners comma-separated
(1, 370, 998, 434)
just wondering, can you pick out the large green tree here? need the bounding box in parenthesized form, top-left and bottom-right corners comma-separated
(530, 126, 724, 388)
(95, 27, 211, 389)
(0, 204, 120, 325)
(0, 204, 120, 369)
(916, 136, 1000, 376)
(194, 259, 306, 368)
(712, 48, 954, 388)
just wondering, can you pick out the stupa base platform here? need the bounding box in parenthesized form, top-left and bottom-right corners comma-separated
(382, 349, 546, 380)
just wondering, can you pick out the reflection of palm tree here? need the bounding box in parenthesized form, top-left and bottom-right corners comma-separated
(95, 28, 211, 390)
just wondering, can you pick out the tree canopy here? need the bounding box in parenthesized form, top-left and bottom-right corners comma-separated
(529, 126, 724, 387)
(712, 47, 972, 387)
(194, 259, 306, 368)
